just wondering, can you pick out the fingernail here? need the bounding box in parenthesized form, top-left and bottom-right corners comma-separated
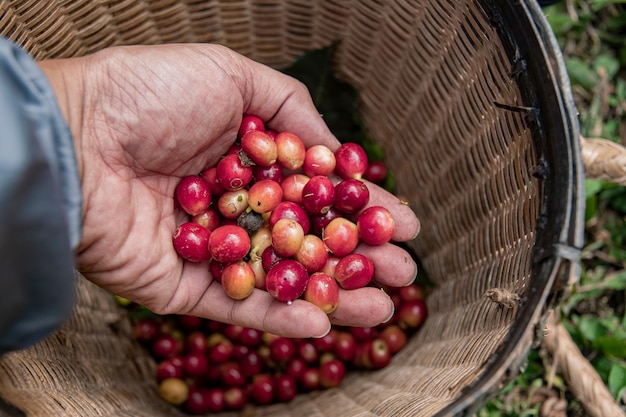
(405, 263, 418, 286)
(411, 220, 421, 240)
(314, 322, 332, 338)
(382, 291, 395, 323)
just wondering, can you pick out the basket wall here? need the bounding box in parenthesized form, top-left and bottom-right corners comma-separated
(0, 0, 582, 416)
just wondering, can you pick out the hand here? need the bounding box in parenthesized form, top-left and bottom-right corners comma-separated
(40, 43, 420, 338)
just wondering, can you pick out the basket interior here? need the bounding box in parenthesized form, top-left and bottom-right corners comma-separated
(0, 1, 582, 416)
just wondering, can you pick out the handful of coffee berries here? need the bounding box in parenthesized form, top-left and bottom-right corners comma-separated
(172, 114, 398, 311)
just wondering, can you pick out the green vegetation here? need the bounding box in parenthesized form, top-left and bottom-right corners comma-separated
(479, 1, 626, 415)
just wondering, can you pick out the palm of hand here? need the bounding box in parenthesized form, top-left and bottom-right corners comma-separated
(75, 45, 245, 313)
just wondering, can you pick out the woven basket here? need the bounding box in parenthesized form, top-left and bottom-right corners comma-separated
(0, 1, 585, 416)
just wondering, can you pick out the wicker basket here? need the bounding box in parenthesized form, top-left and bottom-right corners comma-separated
(0, 1, 585, 416)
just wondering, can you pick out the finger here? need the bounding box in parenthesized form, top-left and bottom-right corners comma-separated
(327, 286, 394, 328)
(360, 180, 420, 243)
(187, 281, 332, 339)
(355, 243, 417, 288)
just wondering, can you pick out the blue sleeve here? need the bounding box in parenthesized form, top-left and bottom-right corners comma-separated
(0, 38, 82, 354)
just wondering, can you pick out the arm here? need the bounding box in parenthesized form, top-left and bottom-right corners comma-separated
(0, 38, 82, 354)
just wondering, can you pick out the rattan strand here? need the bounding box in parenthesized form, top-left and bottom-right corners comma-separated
(0, 0, 568, 416)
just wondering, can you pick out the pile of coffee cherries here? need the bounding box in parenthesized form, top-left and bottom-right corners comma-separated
(172, 114, 398, 309)
(132, 281, 427, 414)
(135, 114, 429, 413)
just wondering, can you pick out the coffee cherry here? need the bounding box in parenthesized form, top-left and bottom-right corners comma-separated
(294, 234, 329, 274)
(156, 357, 184, 382)
(241, 130, 277, 166)
(204, 388, 226, 413)
(265, 259, 309, 303)
(223, 386, 247, 410)
(334, 142, 368, 180)
(172, 222, 211, 263)
(185, 331, 208, 354)
(238, 114, 265, 139)
(357, 206, 395, 246)
(151, 334, 180, 359)
(398, 299, 428, 329)
(249, 374, 275, 405)
(216, 153, 253, 191)
(322, 217, 359, 257)
(240, 350, 264, 377)
(133, 318, 160, 343)
(312, 328, 337, 353)
(334, 178, 370, 214)
(175, 175, 211, 216)
(261, 245, 286, 272)
(269, 201, 311, 235)
(248, 179, 283, 214)
(200, 166, 226, 197)
(274, 374, 297, 403)
(217, 189, 249, 220)
(321, 255, 341, 278)
(369, 338, 392, 369)
(209, 338, 234, 364)
(271, 218, 305, 258)
(253, 162, 283, 183)
(275, 132, 306, 170)
(303, 272, 339, 314)
(333, 331, 357, 362)
(380, 324, 408, 354)
(221, 260, 255, 300)
(184, 387, 213, 415)
(319, 359, 346, 388)
(334, 253, 375, 290)
(159, 377, 189, 406)
(309, 207, 341, 237)
(208, 225, 251, 263)
(297, 340, 319, 364)
(221, 361, 246, 387)
(350, 326, 377, 342)
(248, 257, 267, 289)
(363, 160, 388, 184)
(299, 368, 321, 392)
(303, 144, 336, 177)
(281, 173, 310, 204)
(269, 337, 296, 365)
(183, 352, 209, 378)
(191, 207, 220, 231)
(285, 357, 307, 381)
(301, 175, 335, 215)
(399, 283, 426, 302)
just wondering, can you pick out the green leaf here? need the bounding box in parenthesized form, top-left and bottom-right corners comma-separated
(593, 336, 626, 358)
(593, 54, 621, 81)
(607, 363, 626, 399)
(585, 195, 598, 221)
(565, 57, 599, 90)
(545, 7, 576, 35)
(573, 315, 608, 343)
(585, 179, 606, 198)
(604, 272, 626, 290)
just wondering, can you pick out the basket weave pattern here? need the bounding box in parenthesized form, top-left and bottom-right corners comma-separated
(0, 1, 569, 416)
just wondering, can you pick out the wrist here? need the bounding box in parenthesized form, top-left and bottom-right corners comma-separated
(38, 58, 86, 180)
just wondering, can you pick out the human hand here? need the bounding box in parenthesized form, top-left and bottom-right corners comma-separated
(40, 43, 420, 338)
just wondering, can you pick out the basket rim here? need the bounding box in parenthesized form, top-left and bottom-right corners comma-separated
(435, 1, 584, 415)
